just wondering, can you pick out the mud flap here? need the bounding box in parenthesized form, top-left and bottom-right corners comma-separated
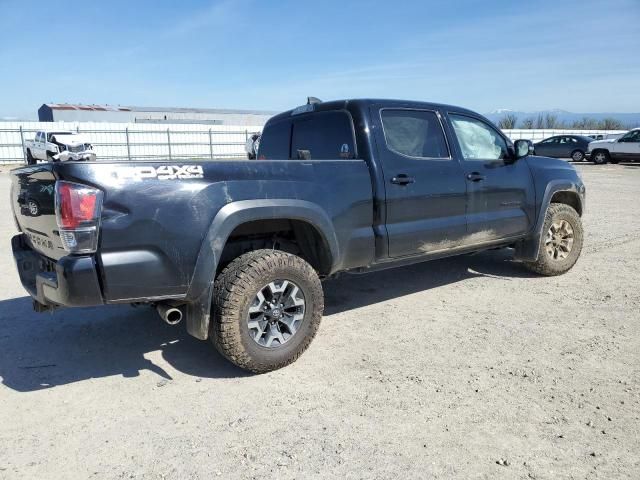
(185, 286, 213, 340)
(513, 235, 540, 262)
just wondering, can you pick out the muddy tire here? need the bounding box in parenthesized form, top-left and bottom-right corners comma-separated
(523, 203, 583, 276)
(211, 249, 324, 373)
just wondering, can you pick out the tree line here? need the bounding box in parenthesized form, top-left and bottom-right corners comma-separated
(497, 113, 629, 130)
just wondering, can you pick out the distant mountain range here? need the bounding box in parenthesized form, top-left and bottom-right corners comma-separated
(484, 109, 640, 129)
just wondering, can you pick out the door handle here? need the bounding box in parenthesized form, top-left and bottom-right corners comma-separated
(391, 174, 415, 185)
(466, 172, 486, 182)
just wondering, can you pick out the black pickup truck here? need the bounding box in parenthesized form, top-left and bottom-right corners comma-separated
(10, 98, 585, 372)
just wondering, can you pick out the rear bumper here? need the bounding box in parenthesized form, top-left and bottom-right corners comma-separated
(12, 234, 104, 308)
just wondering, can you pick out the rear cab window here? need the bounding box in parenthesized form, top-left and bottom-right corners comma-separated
(291, 111, 356, 160)
(258, 110, 356, 160)
(257, 119, 292, 159)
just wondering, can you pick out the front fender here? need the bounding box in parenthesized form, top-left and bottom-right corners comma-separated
(514, 179, 585, 261)
(184, 199, 339, 339)
(534, 180, 584, 232)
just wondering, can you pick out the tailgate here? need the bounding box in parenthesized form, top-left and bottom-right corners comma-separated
(10, 165, 66, 260)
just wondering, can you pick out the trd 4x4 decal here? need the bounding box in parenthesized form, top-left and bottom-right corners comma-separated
(114, 165, 204, 180)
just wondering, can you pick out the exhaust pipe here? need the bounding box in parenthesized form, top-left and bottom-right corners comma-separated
(32, 299, 54, 313)
(157, 304, 183, 325)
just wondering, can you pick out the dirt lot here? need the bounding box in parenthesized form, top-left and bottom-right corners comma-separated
(0, 163, 638, 479)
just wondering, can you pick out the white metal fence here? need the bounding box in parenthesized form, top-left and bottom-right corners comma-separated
(0, 121, 628, 164)
(503, 128, 626, 142)
(0, 121, 262, 164)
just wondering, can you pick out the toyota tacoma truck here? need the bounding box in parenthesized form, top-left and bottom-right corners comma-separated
(10, 98, 586, 373)
(588, 128, 640, 164)
(24, 130, 96, 164)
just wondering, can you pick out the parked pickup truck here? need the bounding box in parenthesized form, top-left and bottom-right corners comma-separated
(10, 98, 586, 373)
(588, 128, 640, 164)
(24, 130, 96, 164)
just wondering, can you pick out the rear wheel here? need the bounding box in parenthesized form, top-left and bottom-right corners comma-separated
(211, 249, 324, 373)
(592, 150, 609, 165)
(26, 149, 35, 165)
(523, 203, 583, 276)
(571, 150, 585, 162)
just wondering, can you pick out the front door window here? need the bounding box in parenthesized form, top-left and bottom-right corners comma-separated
(449, 114, 508, 160)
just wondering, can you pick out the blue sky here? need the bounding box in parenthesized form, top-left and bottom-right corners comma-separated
(0, 0, 638, 119)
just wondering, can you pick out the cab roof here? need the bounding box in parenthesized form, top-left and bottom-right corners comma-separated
(267, 98, 481, 125)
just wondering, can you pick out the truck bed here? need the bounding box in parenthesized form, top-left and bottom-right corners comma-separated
(10, 159, 375, 304)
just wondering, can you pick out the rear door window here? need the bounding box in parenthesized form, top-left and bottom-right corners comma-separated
(290, 111, 356, 160)
(380, 109, 450, 158)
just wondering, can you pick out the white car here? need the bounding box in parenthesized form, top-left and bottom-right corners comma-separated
(24, 130, 96, 164)
(245, 133, 261, 159)
(588, 128, 640, 164)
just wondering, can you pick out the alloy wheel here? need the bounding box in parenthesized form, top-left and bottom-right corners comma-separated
(247, 280, 305, 348)
(593, 152, 607, 164)
(545, 219, 574, 260)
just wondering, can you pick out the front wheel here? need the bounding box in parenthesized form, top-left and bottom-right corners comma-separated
(211, 250, 324, 373)
(26, 149, 35, 165)
(523, 203, 583, 276)
(592, 150, 609, 165)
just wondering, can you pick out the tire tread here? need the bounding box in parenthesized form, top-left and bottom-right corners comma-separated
(211, 249, 323, 373)
(523, 203, 583, 276)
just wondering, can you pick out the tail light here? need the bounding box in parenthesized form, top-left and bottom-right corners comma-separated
(55, 181, 103, 253)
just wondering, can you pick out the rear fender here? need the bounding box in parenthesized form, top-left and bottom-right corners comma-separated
(184, 199, 339, 340)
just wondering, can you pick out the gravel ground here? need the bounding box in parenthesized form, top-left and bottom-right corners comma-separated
(0, 163, 638, 479)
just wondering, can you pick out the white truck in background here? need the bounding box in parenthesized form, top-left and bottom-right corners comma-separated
(24, 130, 96, 164)
(588, 128, 640, 164)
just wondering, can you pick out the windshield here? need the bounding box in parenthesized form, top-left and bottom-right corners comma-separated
(47, 131, 74, 140)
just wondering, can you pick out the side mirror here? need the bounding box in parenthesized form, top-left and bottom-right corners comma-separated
(514, 139, 533, 159)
